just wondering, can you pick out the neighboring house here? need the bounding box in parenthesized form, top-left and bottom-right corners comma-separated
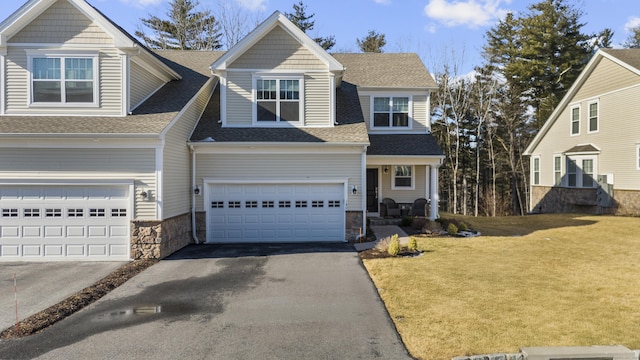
(524, 49, 640, 216)
(0, 0, 443, 261)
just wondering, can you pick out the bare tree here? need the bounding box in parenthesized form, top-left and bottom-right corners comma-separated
(215, 0, 263, 50)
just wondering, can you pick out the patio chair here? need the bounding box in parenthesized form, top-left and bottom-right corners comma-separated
(381, 198, 401, 217)
(411, 198, 428, 217)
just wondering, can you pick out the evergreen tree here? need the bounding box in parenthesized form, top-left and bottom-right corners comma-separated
(357, 30, 386, 53)
(623, 26, 640, 48)
(285, 1, 336, 50)
(135, 0, 222, 50)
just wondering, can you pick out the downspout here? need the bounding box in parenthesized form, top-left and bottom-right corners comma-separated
(190, 145, 199, 244)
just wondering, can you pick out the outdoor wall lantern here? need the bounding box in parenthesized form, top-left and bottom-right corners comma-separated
(140, 190, 149, 201)
(194, 185, 201, 195)
(352, 185, 358, 195)
(383, 166, 389, 174)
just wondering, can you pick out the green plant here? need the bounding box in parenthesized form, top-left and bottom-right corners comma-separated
(408, 237, 418, 252)
(388, 234, 400, 256)
(401, 216, 413, 227)
(458, 222, 468, 232)
(447, 223, 459, 236)
(374, 236, 393, 252)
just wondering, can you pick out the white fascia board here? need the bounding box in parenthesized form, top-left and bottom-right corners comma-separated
(0, 135, 162, 148)
(189, 142, 368, 154)
(210, 11, 343, 73)
(161, 77, 217, 139)
(524, 50, 603, 155)
(0, 0, 54, 47)
(366, 155, 445, 166)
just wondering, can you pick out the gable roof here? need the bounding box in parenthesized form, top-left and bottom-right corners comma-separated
(0, 50, 222, 136)
(367, 134, 444, 156)
(332, 53, 437, 89)
(210, 11, 344, 73)
(524, 48, 640, 155)
(0, 0, 180, 80)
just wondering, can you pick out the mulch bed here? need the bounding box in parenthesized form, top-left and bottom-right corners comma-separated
(359, 248, 423, 260)
(0, 259, 157, 339)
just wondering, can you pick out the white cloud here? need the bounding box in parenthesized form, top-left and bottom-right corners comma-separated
(424, 0, 511, 28)
(374, 0, 391, 4)
(234, 0, 267, 11)
(425, 23, 437, 34)
(625, 16, 640, 31)
(119, 0, 162, 8)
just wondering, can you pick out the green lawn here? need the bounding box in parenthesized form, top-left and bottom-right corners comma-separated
(362, 214, 640, 360)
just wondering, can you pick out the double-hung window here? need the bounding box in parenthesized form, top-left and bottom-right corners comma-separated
(255, 77, 302, 124)
(553, 155, 562, 185)
(570, 106, 580, 135)
(30, 53, 97, 106)
(588, 101, 599, 133)
(392, 165, 414, 189)
(373, 96, 410, 128)
(532, 157, 540, 185)
(637, 145, 640, 170)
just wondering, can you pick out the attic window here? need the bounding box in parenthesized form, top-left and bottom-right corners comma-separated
(372, 96, 411, 128)
(28, 53, 98, 107)
(254, 76, 303, 124)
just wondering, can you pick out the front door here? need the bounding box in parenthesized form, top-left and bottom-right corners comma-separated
(366, 169, 379, 213)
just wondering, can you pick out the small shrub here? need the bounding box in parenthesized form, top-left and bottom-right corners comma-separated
(412, 217, 427, 230)
(401, 216, 413, 227)
(374, 236, 392, 252)
(388, 234, 400, 256)
(408, 237, 418, 252)
(458, 222, 468, 231)
(447, 223, 459, 236)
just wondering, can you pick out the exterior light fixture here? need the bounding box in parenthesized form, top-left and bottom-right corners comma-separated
(194, 185, 201, 195)
(352, 185, 358, 195)
(383, 166, 389, 174)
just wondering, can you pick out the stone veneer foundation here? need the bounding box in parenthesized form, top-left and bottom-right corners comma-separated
(531, 186, 640, 216)
(131, 213, 192, 259)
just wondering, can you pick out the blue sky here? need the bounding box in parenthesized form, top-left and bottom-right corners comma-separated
(1, 0, 638, 74)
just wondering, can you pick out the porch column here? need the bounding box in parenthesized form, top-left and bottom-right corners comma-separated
(430, 165, 440, 220)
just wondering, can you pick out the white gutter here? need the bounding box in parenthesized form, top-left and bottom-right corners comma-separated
(190, 145, 199, 244)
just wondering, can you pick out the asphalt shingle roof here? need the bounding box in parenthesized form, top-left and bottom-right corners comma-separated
(190, 80, 369, 144)
(331, 53, 436, 88)
(0, 50, 223, 136)
(602, 48, 640, 71)
(367, 134, 444, 156)
(565, 144, 599, 154)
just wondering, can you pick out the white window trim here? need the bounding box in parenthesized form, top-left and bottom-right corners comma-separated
(391, 165, 415, 190)
(566, 155, 598, 188)
(26, 50, 99, 108)
(553, 154, 562, 186)
(636, 144, 640, 171)
(570, 105, 580, 136)
(370, 95, 413, 130)
(587, 100, 599, 134)
(532, 156, 540, 185)
(251, 74, 304, 126)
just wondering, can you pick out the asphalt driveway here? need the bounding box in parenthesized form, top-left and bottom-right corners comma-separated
(0, 243, 411, 359)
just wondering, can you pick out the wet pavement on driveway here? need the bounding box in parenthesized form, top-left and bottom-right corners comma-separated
(0, 243, 412, 359)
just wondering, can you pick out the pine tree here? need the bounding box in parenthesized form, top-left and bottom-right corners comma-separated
(623, 26, 640, 48)
(285, 1, 335, 50)
(356, 30, 386, 53)
(135, 0, 222, 50)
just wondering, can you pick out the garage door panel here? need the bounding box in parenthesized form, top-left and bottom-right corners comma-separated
(0, 185, 131, 261)
(207, 183, 345, 243)
(1, 226, 19, 237)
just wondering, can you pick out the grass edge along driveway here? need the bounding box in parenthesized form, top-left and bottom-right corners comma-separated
(362, 214, 640, 360)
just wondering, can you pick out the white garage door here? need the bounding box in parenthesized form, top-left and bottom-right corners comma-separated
(0, 185, 131, 261)
(207, 183, 345, 243)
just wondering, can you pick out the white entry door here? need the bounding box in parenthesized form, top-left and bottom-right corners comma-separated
(207, 183, 345, 243)
(0, 185, 131, 260)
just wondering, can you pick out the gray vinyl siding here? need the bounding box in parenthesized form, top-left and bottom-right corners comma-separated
(8, 0, 113, 45)
(226, 72, 253, 126)
(359, 92, 430, 132)
(0, 148, 157, 219)
(162, 78, 216, 218)
(530, 60, 640, 190)
(574, 57, 640, 101)
(4, 47, 123, 116)
(380, 165, 429, 203)
(230, 25, 326, 70)
(130, 61, 166, 110)
(195, 152, 362, 211)
(304, 73, 331, 126)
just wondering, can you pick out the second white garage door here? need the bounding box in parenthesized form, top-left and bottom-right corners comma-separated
(207, 183, 345, 243)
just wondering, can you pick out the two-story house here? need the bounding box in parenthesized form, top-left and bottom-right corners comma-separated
(0, 0, 443, 261)
(524, 49, 640, 216)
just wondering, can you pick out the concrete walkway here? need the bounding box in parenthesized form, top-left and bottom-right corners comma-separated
(353, 225, 410, 251)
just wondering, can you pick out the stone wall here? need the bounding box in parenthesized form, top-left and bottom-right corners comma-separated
(531, 186, 640, 216)
(346, 211, 364, 241)
(131, 213, 192, 259)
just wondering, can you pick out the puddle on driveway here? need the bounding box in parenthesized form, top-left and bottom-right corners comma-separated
(95, 306, 163, 321)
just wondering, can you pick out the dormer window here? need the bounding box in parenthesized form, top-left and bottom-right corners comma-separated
(28, 51, 98, 107)
(254, 76, 303, 125)
(372, 96, 411, 128)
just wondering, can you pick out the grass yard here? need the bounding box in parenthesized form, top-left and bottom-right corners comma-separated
(362, 214, 640, 360)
